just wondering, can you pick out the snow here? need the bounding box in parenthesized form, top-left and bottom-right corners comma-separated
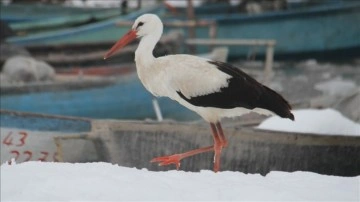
(315, 77, 357, 97)
(258, 108, 360, 136)
(1, 161, 359, 201)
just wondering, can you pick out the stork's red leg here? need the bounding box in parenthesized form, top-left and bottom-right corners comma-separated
(216, 122, 228, 147)
(211, 122, 228, 172)
(151, 122, 228, 172)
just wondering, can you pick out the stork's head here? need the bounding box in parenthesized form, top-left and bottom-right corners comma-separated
(104, 14, 163, 59)
(133, 14, 163, 38)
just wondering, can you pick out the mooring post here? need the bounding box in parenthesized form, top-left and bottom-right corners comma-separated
(264, 42, 275, 85)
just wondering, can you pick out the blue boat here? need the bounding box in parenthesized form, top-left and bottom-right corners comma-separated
(0, 3, 122, 23)
(5, 5, 163, 45)
(0, 72, 199, 121)
(5, 1, 360, 58)
(193, 0, 360, 58)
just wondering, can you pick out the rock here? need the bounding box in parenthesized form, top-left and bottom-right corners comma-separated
(0, 73, 10, 85)
(36, 60, 56, 81)
(335, 88, 360, 123)
(2, 56, 55, 83)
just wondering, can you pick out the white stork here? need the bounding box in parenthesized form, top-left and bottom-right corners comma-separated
(104, 14, 294, 172)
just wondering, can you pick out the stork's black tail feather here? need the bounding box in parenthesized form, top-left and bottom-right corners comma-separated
(181, 61, 295, 121)
(259, 85, 294, 121)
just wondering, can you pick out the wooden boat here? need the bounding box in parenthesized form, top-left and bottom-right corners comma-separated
(0, 29, 183, 69)
(191, 1, 360, 58)
(9, 11, 122, 36)
(5, 5, 162, 45)
(0, 68, 198, 121)
(5, 1, 360, 59)
(0, 110, 92, 163)
(1, 110, 359, 177)
(27, 30, 183, 68)
(0, 37, 224, 121)
(0, 3, 122, 23)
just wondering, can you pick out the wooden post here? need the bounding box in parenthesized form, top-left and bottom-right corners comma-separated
(152, 98, 163, 122)
(264, 44, 274, 85)
(137, 0, 141, 10)
(208, 21, 217, 51)
(209, 22, 217, 39)
(187, 0, 196, 54)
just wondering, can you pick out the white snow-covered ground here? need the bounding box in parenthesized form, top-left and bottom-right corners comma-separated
(1, 161, 359, 201)
(258, 108, 360, 136)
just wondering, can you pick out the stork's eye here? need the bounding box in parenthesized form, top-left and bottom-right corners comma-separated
(136, 22, 144, 29)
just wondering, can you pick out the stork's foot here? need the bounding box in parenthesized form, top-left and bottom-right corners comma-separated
(151, 154, 182, 170)
(151, 123, 228, 172)
(151, 145, 214, 171)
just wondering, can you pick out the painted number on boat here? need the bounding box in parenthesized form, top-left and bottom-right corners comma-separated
(3, 131, 28, 146)
(1, 128, 60, 163)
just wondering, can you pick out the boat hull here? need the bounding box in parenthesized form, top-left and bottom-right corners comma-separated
(0, 74, 199, 121)
(1, 110, 359, 176)
(212, 2, 360, 58)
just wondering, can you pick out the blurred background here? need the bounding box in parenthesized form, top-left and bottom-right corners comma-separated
(0, 0, 359, 122)
(0, 0, 359, 174)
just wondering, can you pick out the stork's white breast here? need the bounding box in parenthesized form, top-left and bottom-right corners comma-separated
(148, 54, 232, 99)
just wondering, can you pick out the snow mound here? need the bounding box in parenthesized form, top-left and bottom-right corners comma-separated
(1, 162, 359, 201)
(2, 56, 55, 83)
(315, 77, 357, 97)
(258, 108, 360, 136)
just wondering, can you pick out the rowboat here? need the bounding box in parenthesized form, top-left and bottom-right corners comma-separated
(1, 110, 359, 176)
(0, 34, 224, 121)
(0, 68, 199, 121)
(24, 30, 183, 68)
(191, 1, 360, 58)
(0, 3, 122, 23)
(6, 1, 360, 58)
(5, 5, 163, 45)
(9, 11, 122, 36)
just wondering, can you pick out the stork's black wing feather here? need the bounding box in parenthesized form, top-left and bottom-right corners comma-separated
(177, 61, 294, 120)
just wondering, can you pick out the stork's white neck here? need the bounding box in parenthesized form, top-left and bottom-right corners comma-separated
(135, 33, 161, 68)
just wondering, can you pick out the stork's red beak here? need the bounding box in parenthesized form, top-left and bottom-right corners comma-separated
(103, 30, 137, 60)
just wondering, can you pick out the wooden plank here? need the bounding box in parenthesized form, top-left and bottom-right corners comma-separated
(0, 77, 118, 95)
